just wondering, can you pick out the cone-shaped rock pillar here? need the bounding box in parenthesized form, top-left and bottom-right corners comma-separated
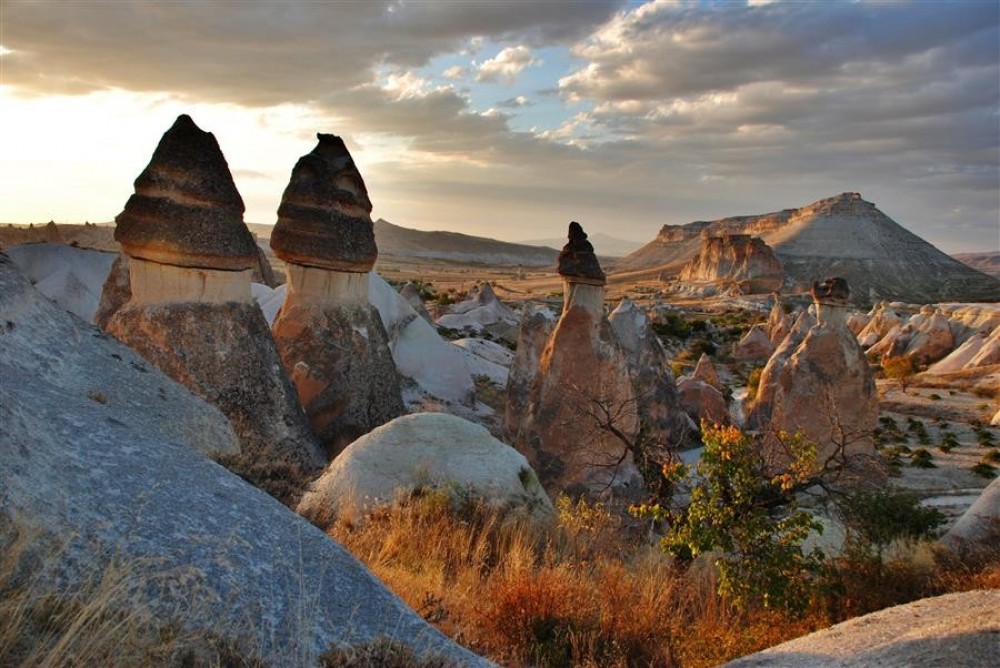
(102, 115, 325, 476)
(748, 277, 880, 480)
(504, 222, 652, 494)
(270, 134, 403, 457)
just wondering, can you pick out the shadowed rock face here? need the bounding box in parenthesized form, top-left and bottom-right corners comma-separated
(270, 134, 376, 272)
(115, 115, 257, 270)
(557, 221, 606, 286)
(679, 234, 783, 291)
(271, 136, 403, 454)
(104, 115, 325, 478)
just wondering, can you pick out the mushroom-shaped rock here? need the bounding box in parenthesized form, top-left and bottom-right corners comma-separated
(557, 221, 606, 286)
(270, 134, 376, 273)
(115, 114, 257, 271)
(270, 136, 403, 455)
(102, 116, 325, 476)
(748, 277, 879, 477)
(297, 413, 554, 528)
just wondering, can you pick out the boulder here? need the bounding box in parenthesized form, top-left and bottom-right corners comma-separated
(723, 591, 1000, 668)
(677, 377, 729, 427)
(0, 253, 238, 459)
(0, 256, 487, 666)
(270, 135, 403, 455)
(557, 221, 605, 285)
(748, 278, 879, 476)
(735, 324, 774, 361)
(692, 353, 723, 389)
(297, 413, 554, 528)
(399, 281, 434, 324)
(102, 115, 325, 474)
(941, 477, 1000, 553)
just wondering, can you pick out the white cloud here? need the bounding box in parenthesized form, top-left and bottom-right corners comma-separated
(476, 45, 540, 83)
(442, 65, 466, 80)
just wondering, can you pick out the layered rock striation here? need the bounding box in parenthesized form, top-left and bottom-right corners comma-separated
(270, 134, 403, 456)
(621, 193, 1000, 303)
(679, 233, 783, 293)
(102, 115, 324, 474)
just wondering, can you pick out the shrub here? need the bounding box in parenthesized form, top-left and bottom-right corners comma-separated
(652, 312, 691, 339)
(836, 488, 945, 562)
(972, 462, 998, 478)
(658, 425, 825, 612)
(746, 367, 764, 402)
(882, 356, 916, 393)
(910, 448, 936, 469)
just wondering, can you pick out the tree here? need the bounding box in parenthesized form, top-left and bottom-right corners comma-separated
(882, 355, 917, 394)
(650, 424, 826, 612)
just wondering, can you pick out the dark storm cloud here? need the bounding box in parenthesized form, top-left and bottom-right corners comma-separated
(3, 0, 624, 103)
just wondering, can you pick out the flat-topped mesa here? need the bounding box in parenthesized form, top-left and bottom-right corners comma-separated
(115, 115, 257, 291)
(271, 135, 403, 457)
(270, 134, 376, 280)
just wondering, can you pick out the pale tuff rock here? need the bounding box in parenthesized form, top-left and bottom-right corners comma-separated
(0, 253, 239, 459)
(436, 281, 518, 340)
(622, 192, 1000, 303)
(857, 301, 905, 348)
(693, 353, 723, 389)
(679, 233, 783, 293)
(504, 303, 557, 437)
(904, 307, 955, 364)
(748, 278, 879, 475)
(941, 477, 1000, 553)
(367, 273, 476, 407)
(1, 257, 487, 666)
(5, 243, 117, 322)
(103, 115, 324, 473)
(846, 310, 871, 336)
(270, 135, 403, 456)
(297, 413, 554, 528)
(677, 376, 729, 427)
(114, 114, 257, 271)
(93, 253, 131, 329)
(926, 328, 996, 374)
(724, 591, 1000, 668)
(608, 297, 692, 454)
(735, 324, 774, 361)
(766, 297, 792, 344)
(399, 281, 434, 324)
(992, 407, 1000, 427)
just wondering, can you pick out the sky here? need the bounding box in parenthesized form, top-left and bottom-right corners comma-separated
(1, 0, 997, 254)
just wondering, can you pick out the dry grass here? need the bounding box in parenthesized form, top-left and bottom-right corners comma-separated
(330, 493, 1000, 667)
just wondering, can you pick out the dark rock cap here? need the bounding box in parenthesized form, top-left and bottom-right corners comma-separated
(557, 221, 605, 285)
(811, 277, 851, 306)
(270, 134, 377, 272)
(114, 114, 257, 270)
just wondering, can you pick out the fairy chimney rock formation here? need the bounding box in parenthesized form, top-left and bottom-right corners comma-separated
(115, 114, 258, 304)
(748, 277, 879, 478)
(103, 115, 325, 474)
(508, 223, 643, 497)
(270, 134, 403, 456)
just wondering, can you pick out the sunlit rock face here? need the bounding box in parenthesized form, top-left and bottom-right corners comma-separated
(679, 233, 783, 293)
(748, 278, 879, 479)
(270, 134, 403, 457)
(102, 115, 324, 474)
(505, 227, 656, 494)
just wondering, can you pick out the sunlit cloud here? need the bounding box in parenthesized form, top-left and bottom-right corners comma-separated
(476, 45, 541, 83)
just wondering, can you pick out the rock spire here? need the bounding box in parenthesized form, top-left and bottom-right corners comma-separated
(270, 134, 403, 457)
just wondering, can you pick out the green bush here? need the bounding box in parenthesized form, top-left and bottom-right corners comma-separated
(836, 488, 945, 562)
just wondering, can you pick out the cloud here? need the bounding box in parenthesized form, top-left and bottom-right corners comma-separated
(476, 46, 541, 83)
(497, 95, 532, 108)
(2, 0, 623, 104)
(442, 65, 467, 80)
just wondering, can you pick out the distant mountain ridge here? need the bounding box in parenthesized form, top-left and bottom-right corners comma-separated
(953, 252, 1000, 280)
(518, 232, 644, 257)
(618, 193, 1000, 304)
(373, 219, 558, 266)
